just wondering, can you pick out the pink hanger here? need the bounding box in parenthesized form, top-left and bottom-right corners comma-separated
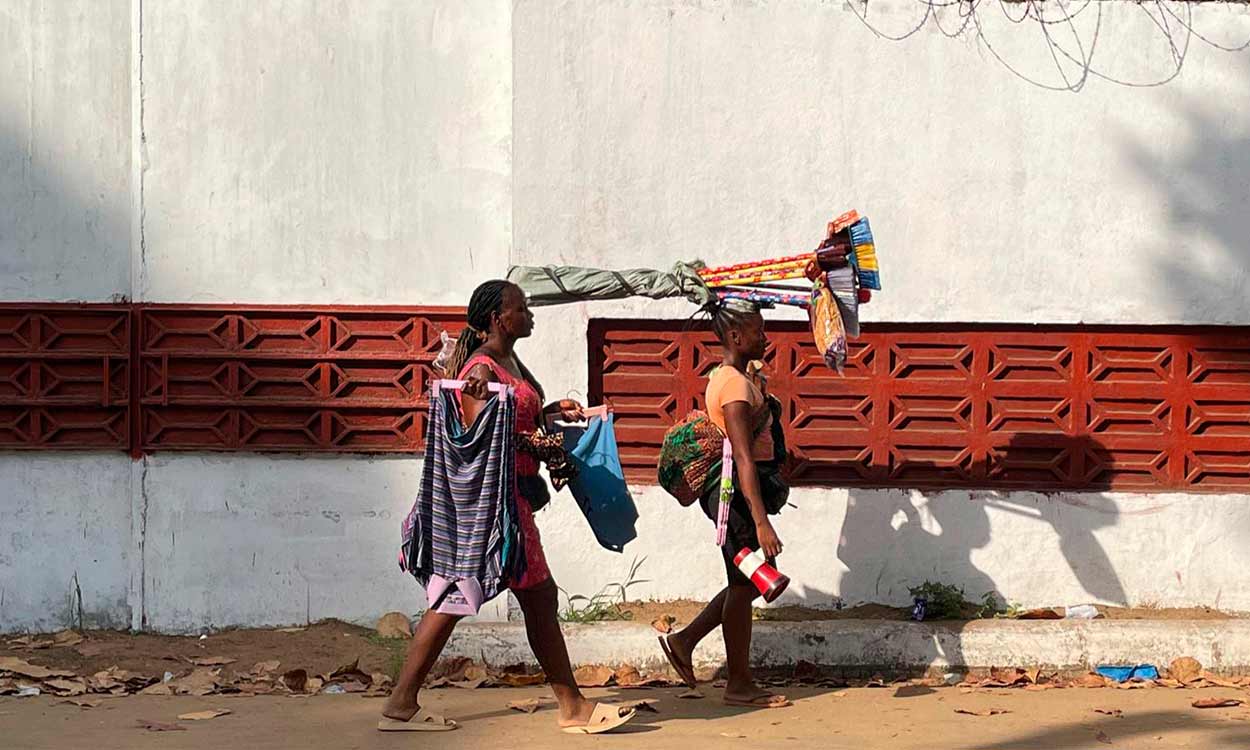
(433, 379, 512, 396)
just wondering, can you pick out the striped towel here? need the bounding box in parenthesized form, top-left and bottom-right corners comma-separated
(399, 384, 521, 615)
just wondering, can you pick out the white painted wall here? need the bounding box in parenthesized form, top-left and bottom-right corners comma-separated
(0, 454, 133, 631)
(137, 454, 430, 632)
(513, 0, 1250, 327)
(138, 0, 512, 305)
(3, 1, 1250, 632)
(0, 0, 132, 302)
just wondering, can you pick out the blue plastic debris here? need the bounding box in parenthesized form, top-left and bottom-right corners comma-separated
(1095, 664, 1160, 683)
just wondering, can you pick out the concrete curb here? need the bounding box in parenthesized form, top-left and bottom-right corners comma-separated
(443, 620, 1250, 672)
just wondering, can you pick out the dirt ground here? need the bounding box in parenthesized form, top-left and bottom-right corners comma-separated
(7, 683, 1250, 750)
(3, 607, 1241, 689)
(1, 621, 398, 687)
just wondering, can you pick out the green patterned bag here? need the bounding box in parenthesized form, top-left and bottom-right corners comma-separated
(657, 410, 725, 507)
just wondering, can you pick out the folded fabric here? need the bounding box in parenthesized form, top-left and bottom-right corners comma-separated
(506, 262, 713, 307)
(557, 414, 638, 553)
(400, 382, 521, 615)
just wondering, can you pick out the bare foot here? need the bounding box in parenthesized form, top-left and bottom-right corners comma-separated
(724, 681, 790, 708)
(660, 634, 698, 687)
(381, 696, 420, 722)
(556, 696, 597, 728)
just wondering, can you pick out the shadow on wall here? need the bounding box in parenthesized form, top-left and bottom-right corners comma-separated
(1126, 52, 1250, 323)
(772, 435, 1126, 674)
(0, 108, 132, 629)
(832, 434, 1125, 614)
(0, 118, 130, 301)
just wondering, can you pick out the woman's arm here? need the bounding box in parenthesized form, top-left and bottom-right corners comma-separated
(460, 363, 498, 426)
(723, 400, 784, 558)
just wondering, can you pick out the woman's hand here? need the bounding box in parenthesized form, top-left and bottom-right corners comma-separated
(755, 518, 784, 559)
(462, 372, 492, 401)
(544, 398, 584, 422)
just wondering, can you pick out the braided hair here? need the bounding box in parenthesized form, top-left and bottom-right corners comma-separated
(702, 297, 762, 345)
(446, 280, 545, 400)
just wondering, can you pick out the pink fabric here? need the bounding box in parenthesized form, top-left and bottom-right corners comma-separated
(458, 354, 552, 590)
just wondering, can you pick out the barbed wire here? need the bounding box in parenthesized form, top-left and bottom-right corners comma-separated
(846, 0, 1250, 92)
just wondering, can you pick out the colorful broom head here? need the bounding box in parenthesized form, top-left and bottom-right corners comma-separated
(847, 217, 880, 290)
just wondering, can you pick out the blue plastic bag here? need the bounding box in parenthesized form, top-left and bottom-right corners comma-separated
(1095, 664, 1159, 683)
(559, 414, 638, 552)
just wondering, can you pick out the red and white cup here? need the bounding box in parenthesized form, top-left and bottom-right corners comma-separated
(733, 548, 791, 603)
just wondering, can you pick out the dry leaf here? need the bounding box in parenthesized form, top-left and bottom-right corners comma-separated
(651, 615, 676, 634)
(376, 612, 412, 639)
(678, 688, 704, 699)
(1200, 671, 1240, 688)
(327, 659, 373, 687)
(1096, 730, 1112, 744)
(103, 667, 155, 688)
(1170, 657, 1203, 685)
(8, 636, 53, 650)
(52, 631, 85, 647)
(959, 687, 977, 694)
(0, 657, 74, 680)
(170, 668, 220, 696)
(1017, 608, 1063, 620)
(1024, 668, 1041, 685)
(136, 719, 186, 732)
(623, 699, 660, 713)
(178, 709, 232, 721)
(623, 674, 677, 689)
(989, 667, 1029, 686)
(58, 698, 102, 708)
(832, 690, 848, 698)
(1192, 698, 1244, 709)
(498, 671, 546, 687)
(429, 656, 473, 682)
(1154, 677, 1184, 689)
(1074, 673, 1110, 689)
(574, 664, 615, 688)
(508, 699, 545, 714)
(450, 677, 488, 690)
(138, 683, 174, 696)
(371, 673, 393, 688)
(189, 656, 236, 667)
(1094, 708, 1124, 717)
(457, 664, 489, 683)
(613, 665, 643, 687)
(955, 708, 1011, 717)
(42, 678, 88, 696)
(281, 669, 308, 693)
(306, 677, 324, 693)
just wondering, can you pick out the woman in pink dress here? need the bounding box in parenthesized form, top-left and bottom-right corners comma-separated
(380, 280, 636, 736)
